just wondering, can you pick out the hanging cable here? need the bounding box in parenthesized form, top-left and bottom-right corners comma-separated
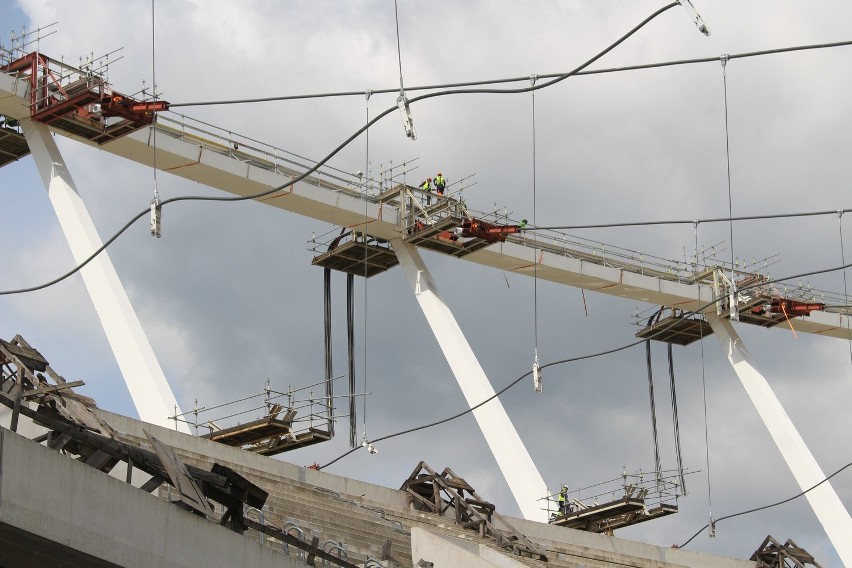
(149, 0, 161, 238)
(323, 227, 347, 438)
(721, 53, 737, 320)
(645, 310, 664, 490)
(530, 74, 542, 393)
(347, 272, 356, 448)
(361, 90, 371, 447)
(667, 342, 686, 494)
(323, 266, 334, 436)
(838, 211, 852, 370)
(696, 221, 716, 536)
(319, 260, 852, 469)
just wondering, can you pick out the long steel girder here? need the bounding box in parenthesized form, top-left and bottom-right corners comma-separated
(1, 68, 849, 339)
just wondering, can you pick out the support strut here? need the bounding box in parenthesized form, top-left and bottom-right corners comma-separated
(22, 120, 188, 433)
(708, 315, 852, 564)
(392, 239, 548, 520)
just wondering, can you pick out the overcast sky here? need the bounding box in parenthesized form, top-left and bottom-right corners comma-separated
(2, 0, 852, 565)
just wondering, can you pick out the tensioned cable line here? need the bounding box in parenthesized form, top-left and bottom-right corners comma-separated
(0, 2, 683, 297)
(319, 260, 852, 469)
(694, 221, 716, 537)
(168, 41, 852, 108)
(361, 90, 371, 448)
(721, 54, 737, 317)
(644, 310, 664, 490)
(667, 342, 686, 493)
(527, 207, 852, 231)
(531, 74, 541, 391)
(150, 0, 161, 237)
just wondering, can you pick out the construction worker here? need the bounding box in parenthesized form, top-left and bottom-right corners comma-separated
(434, 172, 446, 197)
(519, 219, 528, 229)
(558, 484, 571, 516)
(421, 178, 433, 205)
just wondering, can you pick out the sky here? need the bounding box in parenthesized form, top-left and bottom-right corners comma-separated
(2, 0, 852, 565)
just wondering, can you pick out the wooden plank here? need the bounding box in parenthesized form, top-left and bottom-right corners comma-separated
(144, 430, 216, 519)
(83, 449, 115, 471)
(47, 431, 72, 451)
(140, 474, 165, 493)
(22, 380, 85, 400)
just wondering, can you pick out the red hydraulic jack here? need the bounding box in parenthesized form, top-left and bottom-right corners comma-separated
(457, 218, 524, 243)
(769, 298, 825, 317)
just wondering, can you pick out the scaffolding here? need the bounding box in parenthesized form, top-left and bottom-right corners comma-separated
(542, 468, 691, 534)
(168, 379, 362, 456)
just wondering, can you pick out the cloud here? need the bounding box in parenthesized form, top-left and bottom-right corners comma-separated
(3, 1, 852, 564)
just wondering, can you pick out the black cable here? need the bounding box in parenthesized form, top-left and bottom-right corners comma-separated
(167, 40, 852, 108)
(677, 458, 852, 549)
(324, 266, 334, 436)
(319, 337, 645, 470)
(645, 311, 663, 489)
(319, 259, 852, 470)
(0, 2, 678, 296)
(347, 272, 356, 448)
(668, 341, 686, 494)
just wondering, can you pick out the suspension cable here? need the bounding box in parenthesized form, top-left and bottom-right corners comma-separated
(696, 221, 716, 536)
(149, 0, 161, 237)
(169, 40, 852, 109)
(531, 74, 541, 390)
(347, 272, 356, 447)
(721, 54, 737, 317)
(645, 311, 663, 490)
(667, 342, 686, 493)
(361, 90, 371, 445)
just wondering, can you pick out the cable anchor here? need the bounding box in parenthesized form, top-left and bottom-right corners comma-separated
(532, 354, 542, 393)
(677, 0, 711, 36)
(397, 90, 417, 140)
(720, 53, 729, 69)
(150, 196, 161, 238)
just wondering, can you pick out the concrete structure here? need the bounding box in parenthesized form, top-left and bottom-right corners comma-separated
(0, 405, 760, 568)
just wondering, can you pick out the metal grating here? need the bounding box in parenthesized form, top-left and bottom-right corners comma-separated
(635, 314, 713, 345)
(0, 126, 30, 167)
(311, 240, 399, 277)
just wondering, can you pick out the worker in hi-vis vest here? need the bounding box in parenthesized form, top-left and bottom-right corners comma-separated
(421, 177, 433, 205)
(434, 172, 446, 197)
(558, 484, 571, 515)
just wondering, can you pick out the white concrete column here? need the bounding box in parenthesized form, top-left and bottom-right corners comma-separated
(392, 240, 548, 521)
(22, 120, 189, 433)
(709, 315, 852, 565)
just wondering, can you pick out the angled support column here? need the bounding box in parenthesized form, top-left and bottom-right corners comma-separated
(22, 120, 189, 433)
(709, 315, 852, 564)
(392, 240, 547, 520)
